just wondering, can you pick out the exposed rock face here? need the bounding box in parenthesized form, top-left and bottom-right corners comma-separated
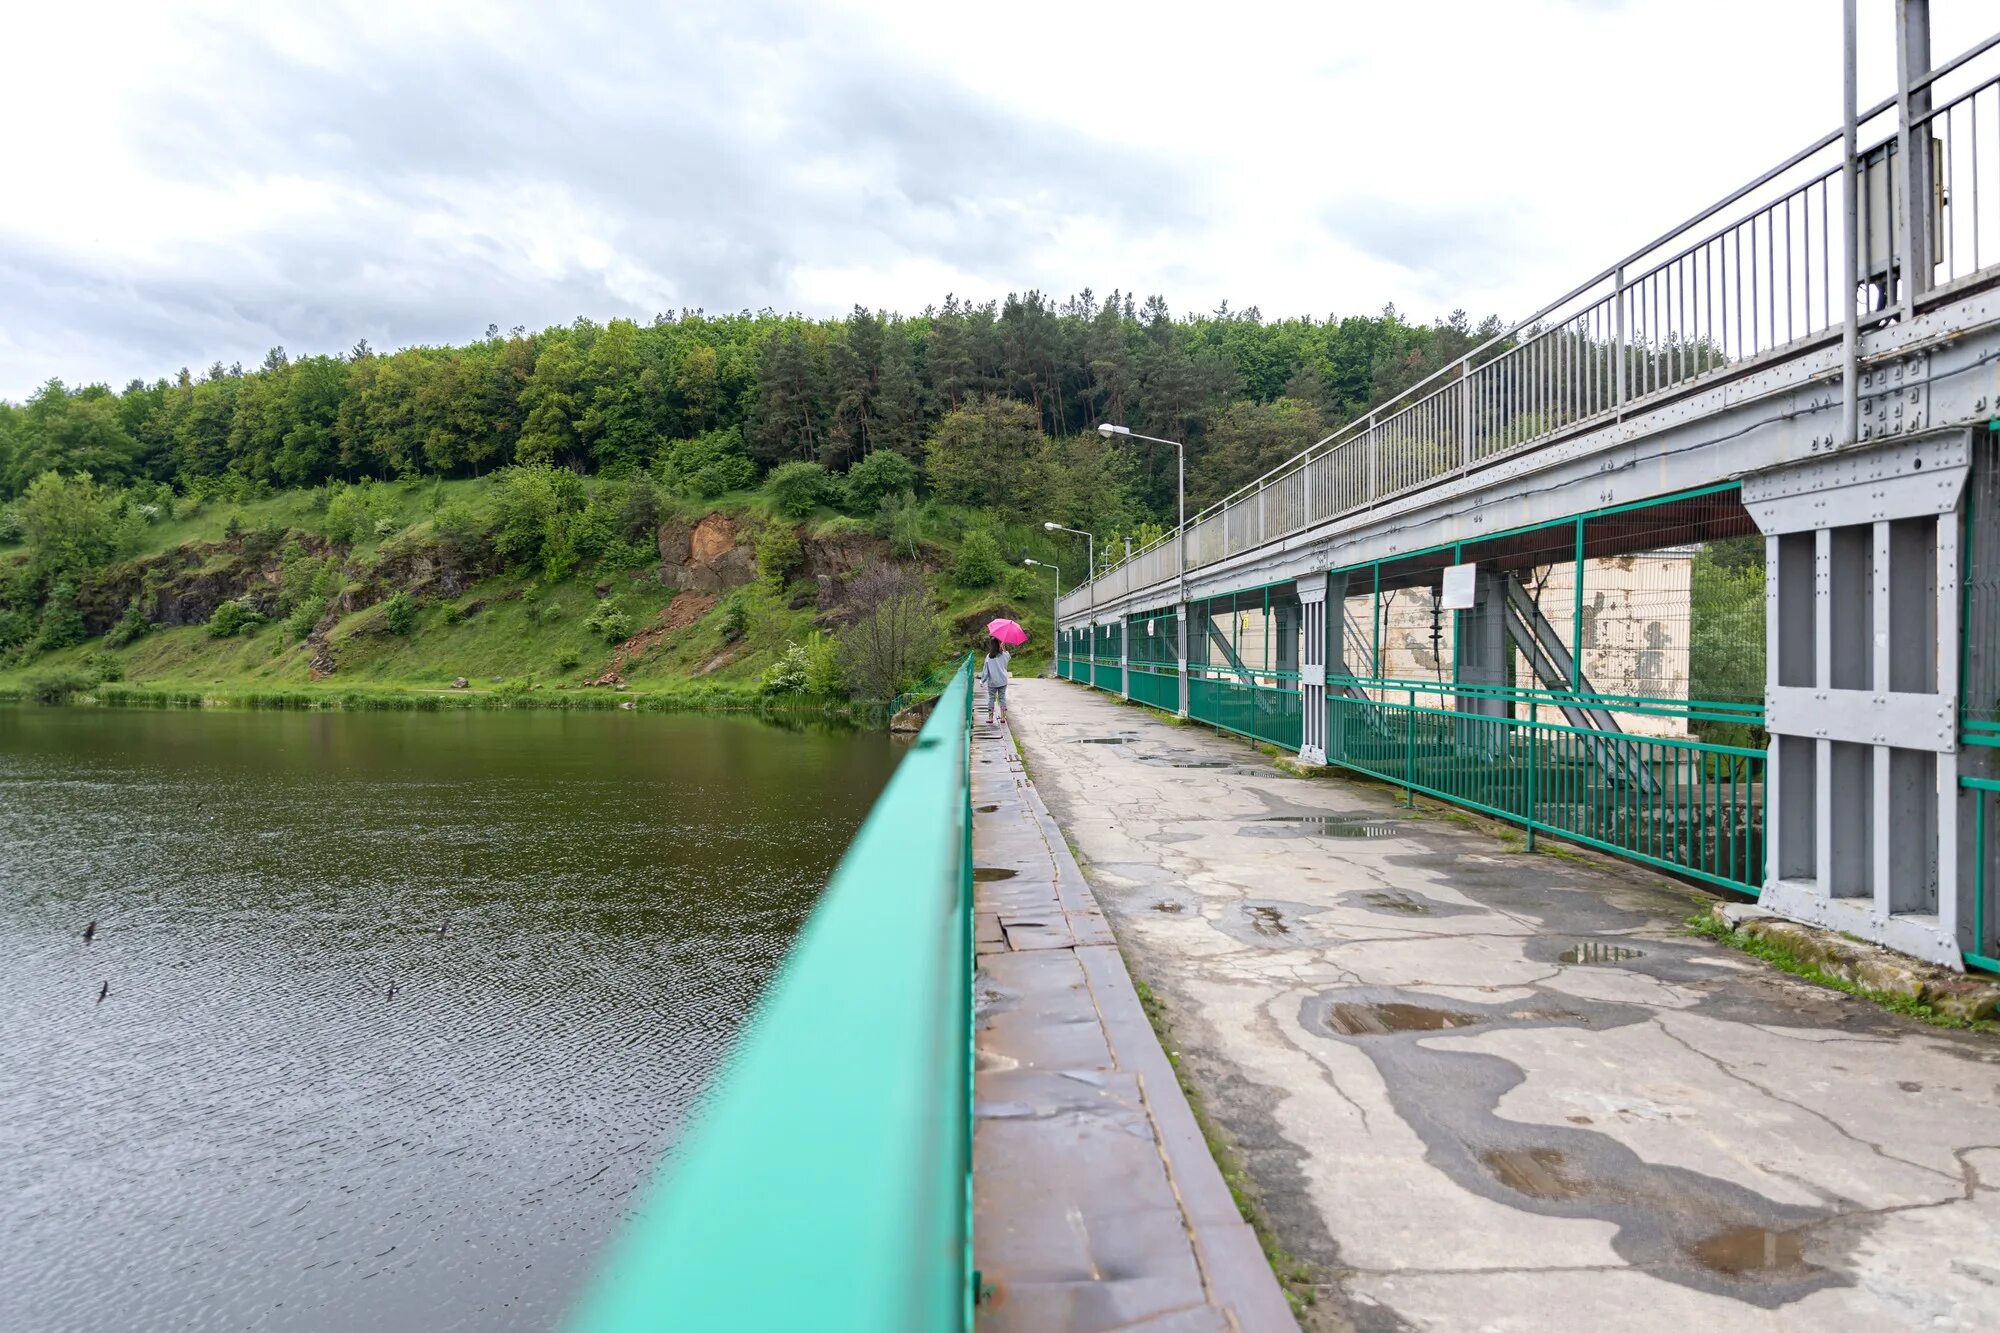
(657, 512, 756, 592)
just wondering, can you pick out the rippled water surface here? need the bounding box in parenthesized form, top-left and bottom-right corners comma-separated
(0, 706, 901, 1333)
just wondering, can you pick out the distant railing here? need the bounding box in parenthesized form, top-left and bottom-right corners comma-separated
(571, 656, 975, 1332)
(1057, 44, 2000, 622)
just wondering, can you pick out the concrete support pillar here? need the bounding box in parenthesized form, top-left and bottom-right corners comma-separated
(1297, 576, 1328, 765)
(1176, 599, 1191, 718)
(1748, 431, 1969, 968)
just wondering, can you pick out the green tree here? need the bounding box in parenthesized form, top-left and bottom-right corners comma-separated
(13, 471, 141, 583)
(923, 396, 1049, 521)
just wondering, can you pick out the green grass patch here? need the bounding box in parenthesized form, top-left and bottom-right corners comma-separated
(1685, 913, 1996, 1032)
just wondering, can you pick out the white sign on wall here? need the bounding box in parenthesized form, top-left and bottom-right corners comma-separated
(1440, 562, 1478, 611)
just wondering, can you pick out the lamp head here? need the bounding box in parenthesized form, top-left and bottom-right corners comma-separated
(1042, 521, 1059, 531)
(1097, 422, 1130, 437)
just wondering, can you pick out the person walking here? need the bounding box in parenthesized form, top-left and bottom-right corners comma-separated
(981, 635, 1011, 725)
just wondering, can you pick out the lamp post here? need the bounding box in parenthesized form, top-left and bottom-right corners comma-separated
(1041, 521, 1094, 581)
(1100, 422, 1189, 717)
(1023, 559, 1060, 678)
(1096, 423, 1184, 582)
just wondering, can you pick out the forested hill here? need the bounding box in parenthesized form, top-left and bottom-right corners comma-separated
(0, 294, 1499, 522)
(0, 294, 1501, 705)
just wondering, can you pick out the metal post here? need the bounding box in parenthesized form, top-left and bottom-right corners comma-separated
(1842, 0, 1861, 446)
(1613, 265, 1627, 419)
(1895, 0, 1934, 310)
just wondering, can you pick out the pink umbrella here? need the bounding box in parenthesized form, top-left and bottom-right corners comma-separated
(987, 618, 1029, 647)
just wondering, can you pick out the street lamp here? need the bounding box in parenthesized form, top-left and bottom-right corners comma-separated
(1023, 559, 1061, 678)
(1096, 422, 1185, 580)
(1042, 521, 1094, 580)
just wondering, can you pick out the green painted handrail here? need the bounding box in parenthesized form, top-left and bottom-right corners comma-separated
(571, 655, 976, 1333)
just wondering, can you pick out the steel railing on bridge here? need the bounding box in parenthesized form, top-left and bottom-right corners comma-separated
(1059, 37, 2000, 623)
(571, 656, 976, 1333)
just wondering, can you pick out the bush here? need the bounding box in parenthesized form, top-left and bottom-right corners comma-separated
(874, 491, 924, 559)
(206, 598, 265, 638)
(382, 591, 416, 636)
(802, 630, 845, 697)
(718, 595, 750, 641)
(846, 450, 918, 510)
(756, 523, 804, 591)
(324, 480, 393, 545)
(25, 666, 96, 705)
(814, 515, 871, 541)
(80, 649, 122, 683)
(36, 582, 87, 651)
(283, 595, 328, 642)
(555, 648, 582, 672)
(761, 641, 810, 694)
(837, 563, 943, 701)
(1004, 567, 1040, 602)
(658, 426, 757, 499)
(765, 461, 833, 518)
(0, 606, 37, 652)
(952, 529, 1004, 589)
(586, 598, 633, 643)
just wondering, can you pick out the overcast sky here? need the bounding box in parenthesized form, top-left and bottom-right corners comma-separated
(0, 0, 1983, 400)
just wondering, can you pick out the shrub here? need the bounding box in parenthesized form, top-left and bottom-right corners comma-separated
(586, 598, 633, 643)
(555, 649, 582, 672)
(1004, 567, 1040, 602)
(283, 595, 328, 642)
(874, 490, 924, 559)
(206, 598, 265, 638)
(26, 666, 95, 704)
(382, 591, 416, 636)
(837, 563, 943, 701)
(765, 461, 833, 518)
(80, 649, 122, 683)
(845, 450, 919, 510)
(718, 595, 750, 642)
(756, 523, 804, 591)
(814, 515, 871, 541)
(37, 582, 87, 651)
(324, 480, 392, 545)
(658, 426, 757, 499)
(761, 641, 810, 694)
(952, 529, 1004, 589)
(0, 607, 37, 652)
(802, 630, 845, 697)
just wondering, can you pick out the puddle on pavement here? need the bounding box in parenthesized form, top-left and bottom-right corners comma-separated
(1365, 891, 1430, 914)
(1074, 737, 1134, 745)
(1481, 1148, 1585, 1201)
(975, 804, 999, 813)
(1688, 1226, 1810, 1276)
(1247, 905, 1290, 937)
(1324, 1001, 1480, 1036)
(1558, 942, 1646, 965)
(973, 867, 1018, 881)
(1152, 901, 1185, 913)
(1253, 815, 1403, 838)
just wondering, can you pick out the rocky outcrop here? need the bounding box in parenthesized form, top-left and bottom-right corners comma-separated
(657, 513, 756, 593)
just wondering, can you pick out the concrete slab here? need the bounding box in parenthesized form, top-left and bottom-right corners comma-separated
(972, 717, 1297, 1333)
(1008, 678, 2000, 1333)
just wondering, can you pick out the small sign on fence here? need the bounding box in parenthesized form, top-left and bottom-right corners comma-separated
(1441, 562, 1478, 610)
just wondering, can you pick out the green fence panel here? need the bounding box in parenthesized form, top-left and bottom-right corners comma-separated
(1188, 676, 1303, 751)
(571, 657, 975, 1333)
(1093, 660, 1121, 692)
(1128, 666, 1179, 712)
(1327, 688, 1764, 895)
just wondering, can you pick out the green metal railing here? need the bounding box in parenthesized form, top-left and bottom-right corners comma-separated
(1188, 671, 1303, 751)
(1127, 664, 1178, 711)
(1327, 682, 1764, 894)
(572, 656, 976, 1333)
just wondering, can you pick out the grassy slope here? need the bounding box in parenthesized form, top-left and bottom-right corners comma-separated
(0, 478, 1055, 702)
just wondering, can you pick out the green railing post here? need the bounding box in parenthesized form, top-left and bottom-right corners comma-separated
(1404, 687, 1416, 808)
(1525, 722, 1539, 853)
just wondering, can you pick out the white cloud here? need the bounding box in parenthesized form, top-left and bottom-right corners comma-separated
(0, 0, 1989, 398)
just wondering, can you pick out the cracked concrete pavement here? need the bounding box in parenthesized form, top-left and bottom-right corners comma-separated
(1007, 678, 2000, 1332)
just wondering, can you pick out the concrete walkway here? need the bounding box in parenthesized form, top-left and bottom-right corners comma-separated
(1006, 677, 2000, 1333)
(971, 713, 1297, 1332)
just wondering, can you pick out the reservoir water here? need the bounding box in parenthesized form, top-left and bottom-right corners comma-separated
(0, 705, 901, 1332)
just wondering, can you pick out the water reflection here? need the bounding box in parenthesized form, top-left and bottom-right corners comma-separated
(0, 706, 899, 1333)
